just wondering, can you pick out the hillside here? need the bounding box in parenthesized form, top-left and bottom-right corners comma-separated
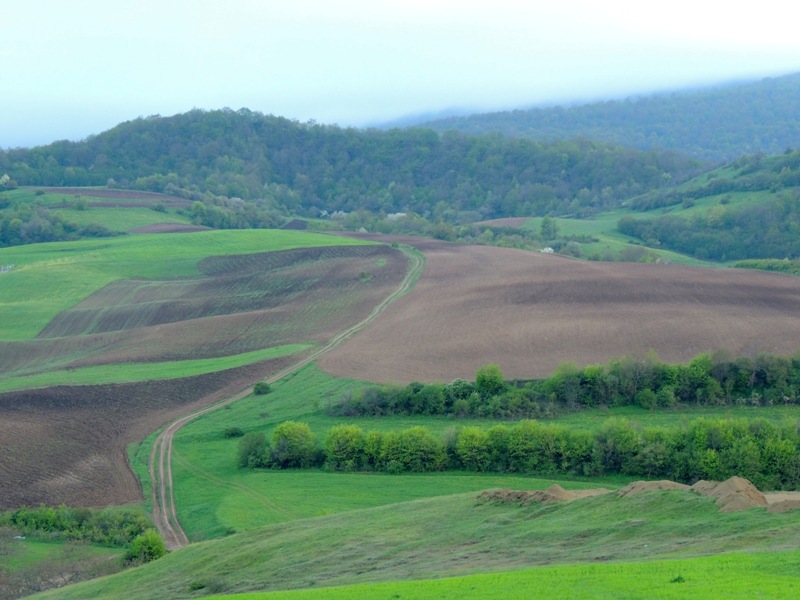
(0, 109, 702, 222)
(421, 72, 800, 161)
(319, 238, 800, 382)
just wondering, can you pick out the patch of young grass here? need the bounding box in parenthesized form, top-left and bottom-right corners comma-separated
(0, 230, 372, 340)
(0, 343, 312, 392)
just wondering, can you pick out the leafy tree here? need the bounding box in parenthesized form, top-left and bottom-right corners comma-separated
(475, 364, 506, 398)
(324, 424, 365, 471)
(268, 421, 318, 468)
(124, 529, 166, 564)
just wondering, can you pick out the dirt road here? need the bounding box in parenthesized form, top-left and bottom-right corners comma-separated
(148, 244, 425, 549)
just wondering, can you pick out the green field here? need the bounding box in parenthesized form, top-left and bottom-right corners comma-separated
(0, 343, 312, 392)
(30, 487, 800, 599)
(0, 229, 371, 340)
(215, 551, 800, 599)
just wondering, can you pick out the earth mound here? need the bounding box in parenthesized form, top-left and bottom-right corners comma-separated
(617, 480, 691, 497)
(477, 484, 610, 506)
(691, 476, 768, 512)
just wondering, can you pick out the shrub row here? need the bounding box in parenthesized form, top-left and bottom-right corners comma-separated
(242, 418, 800, 491)
(0, 505, 153, 547)
(331, 351, 800, 419)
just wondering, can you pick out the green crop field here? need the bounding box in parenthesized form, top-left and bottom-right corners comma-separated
(0, 229, 372, 341)
(0, 343, 312, 392)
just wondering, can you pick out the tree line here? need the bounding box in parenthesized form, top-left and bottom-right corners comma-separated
(331, 351, 800, 420)
(238, 417, 800, 491)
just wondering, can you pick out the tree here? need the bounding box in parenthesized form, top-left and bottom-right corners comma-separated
(325, 424, 365, 471)
(475, 364, 506, 398)
(540, 216, 558, 240)
(124, 529, 166, 564)
(269, 421, 318, 468)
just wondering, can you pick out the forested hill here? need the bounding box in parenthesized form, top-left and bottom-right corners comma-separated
(420, 72, 800, 162)
(0, 109, 702, 220)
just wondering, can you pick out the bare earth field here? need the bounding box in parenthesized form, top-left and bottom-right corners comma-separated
(0, 244, 407, 507)
(320, 238, 800, 383)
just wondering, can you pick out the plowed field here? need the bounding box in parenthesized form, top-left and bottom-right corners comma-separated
(0, 244, 407, 507)
(319, 239, 800, 383)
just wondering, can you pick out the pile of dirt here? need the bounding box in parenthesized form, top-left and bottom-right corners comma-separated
(690, 477, 768, 513)
(477, 485, 610, 506)
(617, 480, 691, 497)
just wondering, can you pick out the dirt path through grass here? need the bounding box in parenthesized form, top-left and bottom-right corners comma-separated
(149, 244, 425, 549)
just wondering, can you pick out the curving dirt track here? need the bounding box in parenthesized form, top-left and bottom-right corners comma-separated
(319, 238, 800, 383)
(149, 245, 425, 548)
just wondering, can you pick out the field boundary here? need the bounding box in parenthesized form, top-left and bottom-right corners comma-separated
(148, 244, 425, 548)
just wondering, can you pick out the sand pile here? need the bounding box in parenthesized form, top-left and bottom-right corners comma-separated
(690, 476, 768, 513)
(617, 480, 691, 497)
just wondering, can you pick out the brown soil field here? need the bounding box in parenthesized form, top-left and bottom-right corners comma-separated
(319, 238, 800, 383)
(1, 244, 407, 507)
(0, 356, 298, 508)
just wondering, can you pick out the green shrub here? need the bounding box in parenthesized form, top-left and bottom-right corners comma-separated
(254, 381, 271, 395)
(124, 529, 166, 564)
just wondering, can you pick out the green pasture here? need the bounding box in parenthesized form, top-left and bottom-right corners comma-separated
(0, 343, 312, 392)
(58, 207, 193, 231)
(0, 229, 371, 340)
(214, 550, 800, 599)
(31, 488, 800, 599)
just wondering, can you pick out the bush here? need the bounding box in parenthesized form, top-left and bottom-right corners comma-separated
(223, 426, 244, 438)
(237, 432, 267, 468)
(253, 381, 271, 395)
(124, 529, 166, 564)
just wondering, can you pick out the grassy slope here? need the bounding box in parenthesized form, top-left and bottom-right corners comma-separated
(0, 229, 371, 341)
(31, 489, 800, 599)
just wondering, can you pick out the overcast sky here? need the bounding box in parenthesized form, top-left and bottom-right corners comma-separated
(3, 0, 800, 148)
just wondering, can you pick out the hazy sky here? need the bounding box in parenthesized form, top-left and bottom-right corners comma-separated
(3, 0, 800, 148)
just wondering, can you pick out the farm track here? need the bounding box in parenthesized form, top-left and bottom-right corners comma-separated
(149, 244, 425, 549)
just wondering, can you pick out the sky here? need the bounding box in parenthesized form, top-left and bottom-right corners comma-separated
(3, 0, 800, 148)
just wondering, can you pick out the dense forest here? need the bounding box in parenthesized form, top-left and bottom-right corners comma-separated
(0, 109, 702, 221)
(421, 72, 800, 161)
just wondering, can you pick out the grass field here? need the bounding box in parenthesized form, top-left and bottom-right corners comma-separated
(0, 343, 312, 393)
(0, 229, 372, 341)
(30, 487, 800, 599)
(213, 550, 800, 599)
